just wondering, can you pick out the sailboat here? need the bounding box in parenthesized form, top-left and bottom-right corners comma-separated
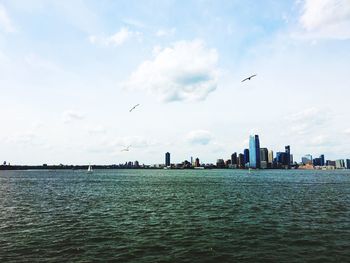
(87, 164, 93, 173)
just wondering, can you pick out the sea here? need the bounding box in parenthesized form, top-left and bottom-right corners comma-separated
(1, 169, 350, 262)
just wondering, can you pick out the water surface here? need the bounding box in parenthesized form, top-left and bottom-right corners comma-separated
(1, 169, 350, 262)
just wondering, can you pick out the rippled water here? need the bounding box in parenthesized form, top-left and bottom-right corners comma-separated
(1, 169, 350, 262)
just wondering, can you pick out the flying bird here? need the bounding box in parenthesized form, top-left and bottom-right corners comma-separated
(121, 145, 131, 152)
(241, 74, 257, 82)
(129, 104, 140, 112)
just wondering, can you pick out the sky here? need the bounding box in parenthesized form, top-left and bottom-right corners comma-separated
(0, 0, 350, 165)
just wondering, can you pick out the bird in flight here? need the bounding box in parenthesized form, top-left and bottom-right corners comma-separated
(121, 145, 131, 152)
(241, 74, 257, 82)
(129, 104, 140, 112)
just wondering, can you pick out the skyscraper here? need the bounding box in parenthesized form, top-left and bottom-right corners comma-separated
(238, 153, 245, 168)
(320, 154, 325, 166)
(276, 152, 287, 167)
(249, 135, 260, 169)
(165, 152, 170, 167)
(285, 145, 291, 168)
(231, 152, 237, 167)
(243, 149, 249, 166)
(260, 148, 268, 169)
(335, 159, 345, 169)
(268, 150, 274, 167)
(195, 158, 200, 167)
(346, 159, 350, 169)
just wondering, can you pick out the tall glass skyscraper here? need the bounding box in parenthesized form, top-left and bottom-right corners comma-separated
(285, 145, 291, 168)
(249, 135, 260, 168)
(165, 152, 170, 167)
(243, 149, 250, 166)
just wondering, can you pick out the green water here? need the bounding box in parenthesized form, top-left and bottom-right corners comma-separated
(1, 169, 350, 262)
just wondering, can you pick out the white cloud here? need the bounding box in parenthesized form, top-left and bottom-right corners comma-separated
(62, 110, 85, 124)
(310, 134, 329, 146)
(111, 136, 158, 149)
(86, 135, 157, 155)
(299, 0, 350, 39)
(344, 128, 350, 135)
(89, 27, 141, 46)
(156, 28, 176, 37)
(0, 4, 15, 33)
(186, 130, 213, 145)
(87, 125, 107, 135)
(124, 40, 220, 102)
(285, 107, 329, 135)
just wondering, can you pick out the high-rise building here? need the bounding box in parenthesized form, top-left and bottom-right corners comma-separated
(195, 158, 200, 167)
(260, 148, 268, 169)
(268, 150, 274, 164)
(313, 155, 325, 166)
(335, 159, 345, 169)
(231, 152, 237, 165)
(243, 149, 250, 166)
(249, 135, 260, 168)
(320, 155, 325, 166)
(165, 152, 171, 167)
(346, 159, 350, 169)
(260, 148, 268, 162)
(285, 145, 291, 168)
(276, 152, 287, 167)
(313, 158, 322, 166)
(216, 159, 225, 168)
(290, 154, 294, 164)
(238, 153, 245, 168)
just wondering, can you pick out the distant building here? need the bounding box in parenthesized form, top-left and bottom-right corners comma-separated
(238, 153, 245, 168)
(231, 152, 237, 166)
(320, 155, 325, 166)
(216, 159, 225, 168)
(268, 150, 274, 167)
(276, 152, 287, 167)
(335, 159, 345, 169)
(249, 135, 260, 168)
(313, 155, 325, 166)
(243, 149, 250, 167)
(134, 160, 140, 168)
(285, 145, 291, 168)
(165, 152, 171, 167)
(290, 154, 293, 164)
(260, 148, 268, 169)
(326, 160, 336, 167)
(346, 159, 350, 169)
(260, 148, 268, 162)
(302, 154, 312, 165)
(195, 158, 200, 167)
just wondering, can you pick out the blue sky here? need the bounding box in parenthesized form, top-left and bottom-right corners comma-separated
(1, 0, 350, 165)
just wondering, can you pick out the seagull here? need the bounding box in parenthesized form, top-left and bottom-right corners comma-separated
(129, 104, 140, 112)
(241, 74, 257, 82)
(121, 145, 131, 152)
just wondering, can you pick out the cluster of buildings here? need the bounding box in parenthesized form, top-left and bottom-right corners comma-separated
(2, 134, 349, 170)
(163, 135, 350, 170)
(299, 154, 350, 170)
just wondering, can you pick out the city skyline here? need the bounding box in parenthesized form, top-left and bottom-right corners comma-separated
(0, 0, 350, 165)
(1, 132, 349, 169)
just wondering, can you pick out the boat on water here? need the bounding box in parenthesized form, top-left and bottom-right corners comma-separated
(87, 165, 93, 173)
